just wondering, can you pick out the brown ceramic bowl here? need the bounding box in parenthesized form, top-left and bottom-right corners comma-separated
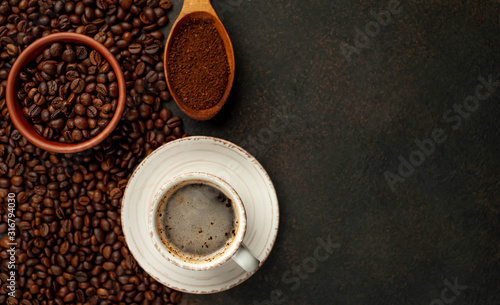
(6, 33, 125, 153)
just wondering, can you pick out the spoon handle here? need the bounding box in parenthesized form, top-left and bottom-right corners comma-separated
(181, 0, 215, 14)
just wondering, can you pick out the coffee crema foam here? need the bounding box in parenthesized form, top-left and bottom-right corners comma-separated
(155, 181, 239, 263)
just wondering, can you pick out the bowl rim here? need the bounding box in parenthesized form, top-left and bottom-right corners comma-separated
(6, 32, 126, 153)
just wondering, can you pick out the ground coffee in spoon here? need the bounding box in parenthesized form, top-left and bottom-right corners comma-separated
(168, 18, 230, 111)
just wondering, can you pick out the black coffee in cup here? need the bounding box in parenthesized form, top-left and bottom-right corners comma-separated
(155, 181, 239, 263)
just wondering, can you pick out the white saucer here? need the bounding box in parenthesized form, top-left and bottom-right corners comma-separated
(121, 136, 279, 294)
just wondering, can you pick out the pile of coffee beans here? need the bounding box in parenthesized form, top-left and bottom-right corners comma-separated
(0, 0, 187, 304)
(19, 43, 117, 143)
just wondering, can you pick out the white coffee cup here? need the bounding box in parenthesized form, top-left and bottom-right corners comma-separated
(148, 172, 260, 272)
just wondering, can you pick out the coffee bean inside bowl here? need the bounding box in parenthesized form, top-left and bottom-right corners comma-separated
(18, 43, 118, 143)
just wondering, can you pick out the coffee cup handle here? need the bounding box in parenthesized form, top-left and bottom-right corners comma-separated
(231, 244, 260, 272)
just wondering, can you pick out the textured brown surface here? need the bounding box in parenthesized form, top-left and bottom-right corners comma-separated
(172, 0, 500, 304)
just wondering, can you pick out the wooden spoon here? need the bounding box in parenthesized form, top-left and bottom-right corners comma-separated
(163, 0, 235, 121)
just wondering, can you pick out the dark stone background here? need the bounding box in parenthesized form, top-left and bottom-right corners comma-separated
(161, 0, 500, 304)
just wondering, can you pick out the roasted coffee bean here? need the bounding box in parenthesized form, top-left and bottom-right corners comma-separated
(143, 7, 156, 21)
(105, 232, 117, 245)
(62, 49, 76, 62)
(158, 15, 169, 27)
(159, 108, 172, 121)
(80, 93, 92, 106)
(97, 288, 109, 299)
(144, 43, 160, 54)
(109, 187, 123, 199)
(71, 129, 82, 142)
(11, 176, 23, 186)
(6, 153, 16, 168)
(40, 109, 51, 122)
(145, 71, 158, 83)
(34, 185, 47, 195)
(128, 43, 142, 54)
(70, 78, 85, 93)
(96, 73, 107, 83)
(47, 118, 64, 129)
(94, 31, 107, 43)
(34, 93, 46, 106)
(65, 70, 80, 81)
(50, 43, 64, 57)
(85, 82, 97, 93)
(47, 80, 58, 95)
(6, 44, 18, 56)
(126, 255, 136, 269)
(94, 227, 105, 243)
(87, 105, 98, 118)
(52, 98, 64, 109)
(103, 262, 116, 271)
(135, 62, 146, 76)
(172, 126, 183, 138)
(166, 116, 182, 128)
(109, 82, 119, 98)
(96, 83, 108, 95)
(97, 118, 109, 128)
(42, 62, 57, 75)
(62, 220, 72, 233)
(28, 104, 42, 117)
(75, 46, 88, 60)
(139, 104, 152, 118)
(10, 130, 20, 142)
(0, 163, 8, 175)
(82, 15, 96, 28)
(75, 271, 89, 282)
(159, 0, 172, 9)
(75, 289, 85, 303)
(0, 178, 11, 188)
(73, 216, 83, 230)
(89, 50, 102, 66)
(170, 291, 182, 303)
(74, 116, 89, 129)
(74, 103, 86, 116)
